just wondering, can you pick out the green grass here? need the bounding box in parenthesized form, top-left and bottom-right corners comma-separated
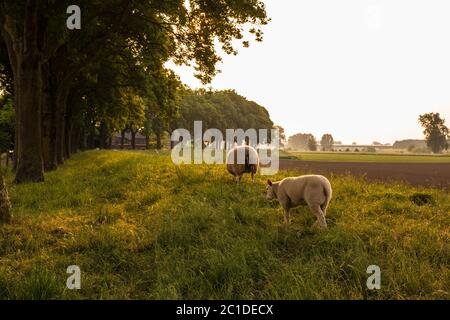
(282, 151, 450, 163)
(0, 150, 449, 299)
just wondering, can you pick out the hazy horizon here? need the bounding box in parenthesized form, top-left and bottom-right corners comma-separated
(168, 0, 450, 145)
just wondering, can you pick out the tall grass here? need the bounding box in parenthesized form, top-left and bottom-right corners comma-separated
(0, 150, 448, 299)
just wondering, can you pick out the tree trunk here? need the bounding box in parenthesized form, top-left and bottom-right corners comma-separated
(0, 172, 11, 223)
(131, 130, 136, 150)
(99, 122, 107, 149)
(71, 126, 81, 154)
(87, 122, 96, 149)
(146, 134, 150, 149)
(121, 130, 126, 149)
(15, 55, 44, 183)
(156, 131, 162, 150)
(41, 63, 57, 171)
(80, 127, 87, 151)
(64, 119, 72, 159)
(2, 2, 45, 183)
(64, 98, 75, 159)
(55, 86, 69, 165)
(13, 97, 19, 172)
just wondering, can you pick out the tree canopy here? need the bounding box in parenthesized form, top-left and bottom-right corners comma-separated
(418, 112, 449, 154)
(320, 134, 334, 151)
(287, 133, 316, 150)
(0, 0, 269, 183)
(175, 89, 273, 134)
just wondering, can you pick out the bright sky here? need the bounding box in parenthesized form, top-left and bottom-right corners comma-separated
(168, 0, 450, 145)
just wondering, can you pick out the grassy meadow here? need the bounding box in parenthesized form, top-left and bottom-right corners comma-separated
(0, 150, 449, 299)
(282, 151, 450, 163)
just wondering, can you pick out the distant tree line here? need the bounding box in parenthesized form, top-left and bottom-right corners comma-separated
(173, 89, 274, 139)
(393, 140, 428, 153)
(287, 133, 334, 151)
(287, 112, 450, 154)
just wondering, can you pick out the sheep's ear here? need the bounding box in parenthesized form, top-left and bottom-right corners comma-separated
(267, 179, 272, 186)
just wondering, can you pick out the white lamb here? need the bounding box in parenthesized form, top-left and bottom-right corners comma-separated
(266, 175, 332, 228)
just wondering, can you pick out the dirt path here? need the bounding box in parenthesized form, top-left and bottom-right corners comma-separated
(279, 159, 450, 190)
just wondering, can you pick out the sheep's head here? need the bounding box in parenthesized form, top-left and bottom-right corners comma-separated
(266, 179, 276, 200)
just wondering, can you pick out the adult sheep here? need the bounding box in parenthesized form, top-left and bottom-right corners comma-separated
(226, 145, 259, 183)
(266, 175, 332, 228)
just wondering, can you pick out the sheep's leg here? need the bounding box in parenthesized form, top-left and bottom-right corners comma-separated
(283, 207, 290, 225)
(321, 198, 331, 216)
(278, 194, 291, 225)
(251, 172, 255, 183)
(321, 204, 328, 217)
(309, 204, 327, 229)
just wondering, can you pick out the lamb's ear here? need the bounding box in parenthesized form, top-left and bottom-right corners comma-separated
(267, 179, 272, 186)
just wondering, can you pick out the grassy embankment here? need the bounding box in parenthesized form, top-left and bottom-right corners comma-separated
(0, 150, 448, 299)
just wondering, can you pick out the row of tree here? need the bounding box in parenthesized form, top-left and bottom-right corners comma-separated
(105, 89, 276, 150)
(0, 87, 276, 153)
(287, 133, 334, 151)
(174, 89, 274, 136)
(0, 0, 270, 185)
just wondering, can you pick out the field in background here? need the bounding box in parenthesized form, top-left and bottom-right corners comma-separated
(281, 151, 450, 163)
(0, 150, 448, 299)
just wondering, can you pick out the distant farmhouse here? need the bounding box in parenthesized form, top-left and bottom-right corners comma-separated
(332, 144, 392, 152)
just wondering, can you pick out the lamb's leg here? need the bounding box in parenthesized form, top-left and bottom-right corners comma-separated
(251, 172, 255, 183)
(278, 194, 291, 225)
(309, 204, 327, 229)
